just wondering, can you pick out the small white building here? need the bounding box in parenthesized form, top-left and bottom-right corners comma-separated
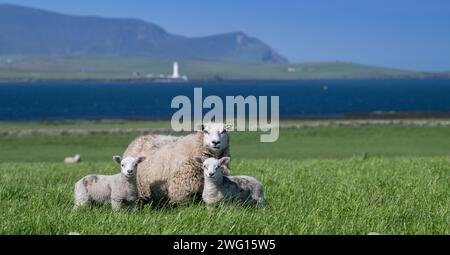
(287, 67, 296, 72)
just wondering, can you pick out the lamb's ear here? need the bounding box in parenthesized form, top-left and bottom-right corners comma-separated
(137, 156, 146, 164)
(194, 156, 204, 164)
(113, 155, 122, 165)
(225, 124, 232, 131)
(219, 157, 231, 167)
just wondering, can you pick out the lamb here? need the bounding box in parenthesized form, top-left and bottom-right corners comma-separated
(64, 154, 81, 163)
(195, 156, 267, 208)
(73, 155, 146, 210)
(124, 123, 232, 205)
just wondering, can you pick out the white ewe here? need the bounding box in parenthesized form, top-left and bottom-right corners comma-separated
(125, 123, 232, 205)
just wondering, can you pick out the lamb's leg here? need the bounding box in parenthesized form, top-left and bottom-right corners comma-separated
(111, 199, 122, 211)
(73, 182, 89, 210)
(73, 200, 88, 210)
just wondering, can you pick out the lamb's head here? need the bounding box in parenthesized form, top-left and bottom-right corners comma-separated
(113, 155, 146, 178)
(194, 156, 231, 180)
(199, 123, 232, 153)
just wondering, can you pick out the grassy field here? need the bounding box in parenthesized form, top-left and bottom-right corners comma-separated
(0, 56, 433, 81)
(0, 122, 449, 234)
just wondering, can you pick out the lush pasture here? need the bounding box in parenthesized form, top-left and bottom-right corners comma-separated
(0, 123, 449, 234)
(1, 158, 448, 234)
(2, 126, 450, 162)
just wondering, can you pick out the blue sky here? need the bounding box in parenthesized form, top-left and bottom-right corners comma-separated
(1, 0, 450, 71)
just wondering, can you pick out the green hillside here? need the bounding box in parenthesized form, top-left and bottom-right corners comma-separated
(0, 56, 443, 81)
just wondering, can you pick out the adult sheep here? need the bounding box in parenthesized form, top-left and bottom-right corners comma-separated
(123, 134, 179, 157)
(123, 123, 232, 205)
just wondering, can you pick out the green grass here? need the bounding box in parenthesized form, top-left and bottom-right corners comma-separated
(0, 124, 449, 234)
(1, 126, 450, 162)
(0, 158, 448, 234)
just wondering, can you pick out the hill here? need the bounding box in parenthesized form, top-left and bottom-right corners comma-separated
(0, 4, 287, 63)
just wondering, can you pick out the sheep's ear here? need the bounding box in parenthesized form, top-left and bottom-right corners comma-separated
(194, 156, 204, 164)
(113, 155, 122, 165)
(221, 166, 231, 176)
(196, 124, 205, 132)
(225, 124, 232, 131)
(219, 157, 231, 167)
(137, 156, 146, 164)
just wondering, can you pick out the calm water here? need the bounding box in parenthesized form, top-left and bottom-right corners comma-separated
(1, 79, 450, 121)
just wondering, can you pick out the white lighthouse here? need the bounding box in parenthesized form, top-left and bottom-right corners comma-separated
(171, 61, 180, 79)
(141, 61, 187, 81)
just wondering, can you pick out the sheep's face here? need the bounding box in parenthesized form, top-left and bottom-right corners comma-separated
(113, 156, 146, 178)
(195, 156, 231, 180)
(200, 123, 232, 152)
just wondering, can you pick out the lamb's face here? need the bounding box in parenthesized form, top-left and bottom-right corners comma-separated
(201, 123, 231, 152)
(195, 157, 231, 180)
(203, 158, 221, 179)
(113, 155, 146, 178)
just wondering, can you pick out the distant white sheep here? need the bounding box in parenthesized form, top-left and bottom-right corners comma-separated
(195, 156, 267, 208)
(73, 155, 146, 210)
(65, 154, 81, 163)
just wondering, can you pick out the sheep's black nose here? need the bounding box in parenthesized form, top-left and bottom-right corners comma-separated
(212, 141, 220, 145)
(127, 170, 133, 174)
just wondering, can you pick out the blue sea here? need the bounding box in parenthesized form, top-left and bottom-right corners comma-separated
(1, 79, 450, 121)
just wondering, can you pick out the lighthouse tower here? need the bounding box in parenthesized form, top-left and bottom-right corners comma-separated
(171, 61, 180, 79)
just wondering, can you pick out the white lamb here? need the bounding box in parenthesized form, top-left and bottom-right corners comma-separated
(65, 154, 81, 163)
(73, 155, 146, 210)
(194, 156, 267, 208)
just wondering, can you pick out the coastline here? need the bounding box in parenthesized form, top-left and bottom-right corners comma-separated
(1, 75, 450, 84)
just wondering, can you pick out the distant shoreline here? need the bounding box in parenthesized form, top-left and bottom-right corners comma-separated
(2, 112, 450, 122)
(1, 76, 450, 84)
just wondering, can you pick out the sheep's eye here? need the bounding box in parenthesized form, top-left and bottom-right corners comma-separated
(221, 129, 227, 134)
(203, 130, 209, 134)
(121, 164, 124, 167)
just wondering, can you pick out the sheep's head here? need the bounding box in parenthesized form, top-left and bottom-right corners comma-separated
(113, 155, 146, 178)
(198, 123, 232, 152)
(194, 156, 231, 180)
